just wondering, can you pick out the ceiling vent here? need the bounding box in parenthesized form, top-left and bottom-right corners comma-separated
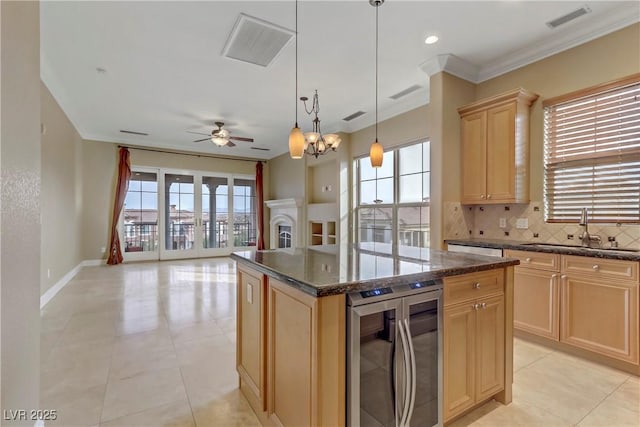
(546, 6, 591, 29)
(120, 129, 148, 136)
(389, 84, 422, 100)
(250, 147, 270, 151)
(342, 111, 366, 122)
(222, 14, 295, 67)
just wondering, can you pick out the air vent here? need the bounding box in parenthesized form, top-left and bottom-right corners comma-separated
(389, 85, 422, 100)
(342, 111, 366, 122)
(222, 14, 295, 67)
(546, 6, 591, 29)
(250, 147, 270, 151)
(120, 130, 148, 136)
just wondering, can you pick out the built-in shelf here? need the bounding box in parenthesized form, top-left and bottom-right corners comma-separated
(309, 220, 337, 246)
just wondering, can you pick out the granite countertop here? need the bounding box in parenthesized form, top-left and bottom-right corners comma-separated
(445, 238, 640, 261)
(231, 245, 518, 297)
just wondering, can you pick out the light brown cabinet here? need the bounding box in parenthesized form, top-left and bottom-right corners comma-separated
(443, 270, 507, 422)
(505, 250, 560, 340)
(508, 250, 639, 369)
(236, 264, 345, 427)
(458, 88, 538, 204)
(560, 256, 639, 365)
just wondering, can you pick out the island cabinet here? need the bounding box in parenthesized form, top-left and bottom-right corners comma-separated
(458, 88, 538, 205)
(442, 269, 511, 422)
(236, 264, 345, 427)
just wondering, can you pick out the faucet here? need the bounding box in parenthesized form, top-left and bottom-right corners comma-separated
(579, 208, 601, 248)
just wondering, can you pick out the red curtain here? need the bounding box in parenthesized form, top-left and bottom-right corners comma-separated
(256, 161, 265, 250)
(107, 147, 132, 265)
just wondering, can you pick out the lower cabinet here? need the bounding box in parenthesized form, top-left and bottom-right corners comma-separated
(236, 265, 345, 427)
(560, 274, 639, 364)
(443, 294, 505, 421)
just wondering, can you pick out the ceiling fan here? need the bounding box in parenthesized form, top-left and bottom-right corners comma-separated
(189, 122, 254, 147)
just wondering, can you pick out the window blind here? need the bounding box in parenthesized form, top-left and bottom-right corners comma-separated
(544, 79, 640, 223)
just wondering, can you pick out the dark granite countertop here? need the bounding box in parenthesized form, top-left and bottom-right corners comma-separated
(231, 245, 518, 297)
(445, 238, 640, 261)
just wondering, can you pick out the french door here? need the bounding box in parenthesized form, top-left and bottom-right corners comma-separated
(122, 167, 257, 261)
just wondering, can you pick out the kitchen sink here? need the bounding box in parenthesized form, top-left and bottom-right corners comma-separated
(521, 243, 640, 253)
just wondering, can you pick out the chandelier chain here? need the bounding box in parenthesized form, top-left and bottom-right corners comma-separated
(295, 0, 299, 127)
(375, 2, 378, 142)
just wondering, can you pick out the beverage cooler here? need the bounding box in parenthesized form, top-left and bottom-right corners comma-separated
(347, 281, 443, 427)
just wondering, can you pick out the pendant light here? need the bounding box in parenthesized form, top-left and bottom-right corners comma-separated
(369, 0, 384, 168)
(289, 0, 305, 159)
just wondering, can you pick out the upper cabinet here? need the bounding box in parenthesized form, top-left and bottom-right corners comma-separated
(458, 88, 538, 204)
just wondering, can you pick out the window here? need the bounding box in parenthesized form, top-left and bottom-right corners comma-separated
(123, 172, 158, 252)
(233, 179, 257, 247)
(544, 76, 640, 223)
(355, 140, 430, 256)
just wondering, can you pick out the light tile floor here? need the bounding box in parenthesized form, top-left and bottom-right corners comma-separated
(40, 259, 639, 427)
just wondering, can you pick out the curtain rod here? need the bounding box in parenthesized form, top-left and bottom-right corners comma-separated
(118, 145, 266, 164)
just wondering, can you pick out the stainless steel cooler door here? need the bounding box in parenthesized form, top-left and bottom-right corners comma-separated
(403, 291, 443, 427)
(348, 299, 409, 427)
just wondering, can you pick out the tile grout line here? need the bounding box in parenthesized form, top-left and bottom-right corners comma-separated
(571, 375, 630, 427)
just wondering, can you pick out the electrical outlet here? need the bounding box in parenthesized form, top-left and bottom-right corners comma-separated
(499, 218, 507, 228)
(101, 246, 106, 253)
(516, 218, 529, 229)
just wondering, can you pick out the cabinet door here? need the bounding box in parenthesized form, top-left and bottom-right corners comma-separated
(461, 111, 487, 204)
(513, 268, 559, 340)
(443, 303, 476, 421)
(475, 295, 505, 402)
(485, 102, 516, 202)
(237, 268, 266, 409)
(560, 275, 639, 364)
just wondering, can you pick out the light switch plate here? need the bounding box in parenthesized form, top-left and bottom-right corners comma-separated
(499, 218, 507, 228)
(516, 218, 529, 229)
(247, 283, 253, 304)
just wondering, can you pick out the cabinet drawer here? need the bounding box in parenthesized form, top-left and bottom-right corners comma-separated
(562, 255, 639, 284)
(444, 270, 504, 306)
(505, 250, 560, 272)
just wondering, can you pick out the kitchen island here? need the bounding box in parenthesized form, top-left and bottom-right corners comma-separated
(231, 246, 519, 426)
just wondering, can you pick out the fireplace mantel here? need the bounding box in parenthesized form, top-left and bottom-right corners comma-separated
(265, 198, 303, 249)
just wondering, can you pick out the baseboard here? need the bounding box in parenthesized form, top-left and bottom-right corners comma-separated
(40, 262, 83, 309)
(82, 259, 106, 267)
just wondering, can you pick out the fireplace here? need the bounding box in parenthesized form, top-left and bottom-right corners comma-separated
(265, 198, 303, 249)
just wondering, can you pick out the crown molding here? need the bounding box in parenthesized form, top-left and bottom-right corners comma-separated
(419, 54, 479, 83)
(476, 5, 639, 82)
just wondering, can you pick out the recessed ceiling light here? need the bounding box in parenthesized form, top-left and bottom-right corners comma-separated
(425, 35, 439, 45)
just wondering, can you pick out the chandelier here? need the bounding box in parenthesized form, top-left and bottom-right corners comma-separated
(299, 90, 342, 158)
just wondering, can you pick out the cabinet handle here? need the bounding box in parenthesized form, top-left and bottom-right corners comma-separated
(525, 257, 532, 263)
(481, 195, 486, 199)
(592, 265, 600, 271)
(472, 303, 479, 310)
(473, 282, 481, 289)
(481, 302, 487, 309)
(487, 194, 492, 199)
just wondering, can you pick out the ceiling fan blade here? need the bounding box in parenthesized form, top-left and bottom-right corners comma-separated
(229, 136, 254, 142)
(226, 141, 236, 147)
(186, 131, 211, 136)
(193, 137, 210, 143)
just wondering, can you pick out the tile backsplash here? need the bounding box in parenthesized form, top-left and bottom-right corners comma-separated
(444, 201, 640, 249)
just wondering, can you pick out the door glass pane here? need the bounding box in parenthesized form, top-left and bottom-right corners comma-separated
(359, 308, 397, 427)
(233, 179, 256, 247)
(202, 176, 228, 249)
(124, 172, 158, 253)
(407, 298, 439, 427)
(165, 174, 194, 251)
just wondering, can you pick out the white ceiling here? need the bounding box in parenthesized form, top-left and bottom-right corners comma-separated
(40, 1, 639, 160)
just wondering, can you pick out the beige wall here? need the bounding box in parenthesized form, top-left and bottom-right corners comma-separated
(81, 142, 267, 260)
(1, 1, 41, 423)
(349, 104, 430, 158)
(41, 82, 84, 295)
(268, 151, 306, 200)
(475, 23, 640, 201)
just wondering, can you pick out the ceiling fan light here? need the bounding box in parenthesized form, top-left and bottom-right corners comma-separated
(289, 125, 305, 159)
(211, 136, 228, 146)
(370, 139, 383, 168)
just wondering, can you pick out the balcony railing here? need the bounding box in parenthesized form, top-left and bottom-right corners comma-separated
(124, 223, 158, 252)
